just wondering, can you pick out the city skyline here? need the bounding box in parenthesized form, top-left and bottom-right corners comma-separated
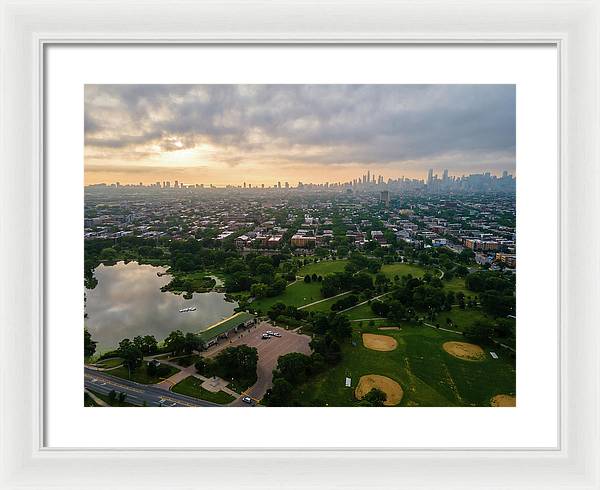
(85, 84, 516, 186)
(86, 168, 514, 189)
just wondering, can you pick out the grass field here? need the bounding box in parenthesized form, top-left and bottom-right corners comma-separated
(380, 263, 426, 280)
(442, 276, 472, 297)
(172, 376, 236, 405)
(343, 302, 381, 321)
(251, 280, 324, 314)
(433, 307, 489, 332)
(93, 357, 123, 369)
(294, 323, 515, 407)
(299, 259, 349, 277)
(108, 364, 180, 385)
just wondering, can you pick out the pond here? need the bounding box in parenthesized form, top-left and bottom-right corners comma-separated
(84, 261, 237, 353)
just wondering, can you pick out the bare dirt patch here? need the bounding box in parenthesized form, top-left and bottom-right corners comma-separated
(490, 394, 516, 407)
(362, 333, 398, 352)
(442, 341, 486, 361)
(355, 374, 403, 406)
(378, 326, 401, 331)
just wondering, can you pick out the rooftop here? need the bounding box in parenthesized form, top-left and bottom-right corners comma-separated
(198, 311, 256, 342)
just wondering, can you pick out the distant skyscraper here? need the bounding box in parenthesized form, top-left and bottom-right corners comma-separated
(277, 181, 281, 189)
(502, 170, 508, 178)
(427, 169, 434, 186)
(367, 170, 370, 183)
(443, 169, 449, 181)
(285, 182, 289, 189)
(380, 190, 390, 206)
(174, 180, 179, 188)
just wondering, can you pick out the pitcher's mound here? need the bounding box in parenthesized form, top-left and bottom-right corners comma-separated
(362, 333, 398, 351)
(355, 374, 403, 406)
(443, 341, 485, 361)
(491, 394, 516, 407)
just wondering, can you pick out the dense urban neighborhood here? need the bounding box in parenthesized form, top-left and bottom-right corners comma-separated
(84, 170, 516, 408)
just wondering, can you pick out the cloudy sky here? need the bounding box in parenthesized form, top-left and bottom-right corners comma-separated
(84, 84, 515, 186)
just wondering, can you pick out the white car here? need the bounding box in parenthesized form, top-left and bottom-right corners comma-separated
(266, 330, 274, 335)
(261, 333, 271, 339)
(272, 332, 282, 337)
(242, 396, 253, 405)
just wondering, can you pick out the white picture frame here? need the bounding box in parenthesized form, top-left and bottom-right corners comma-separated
(1, 0, 599, 488)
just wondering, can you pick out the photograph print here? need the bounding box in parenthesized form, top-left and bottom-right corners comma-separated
(83, 84, 516, 408)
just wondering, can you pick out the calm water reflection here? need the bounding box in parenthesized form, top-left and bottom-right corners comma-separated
(85, 261, 237, 353)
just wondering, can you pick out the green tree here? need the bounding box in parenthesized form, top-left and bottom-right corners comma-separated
(141, 335, 158, 354)
(274, 352, 312, 385)
(183, 332, 202, 354)
(361, 388, 387, 406)
(263, 378, 294, 406)
(84, 328, 97, 358)
(464, 319, 494, 344)
(250, 282, 269, 298)
(164, 330, 186, 356)
(117, 338, 143, 377)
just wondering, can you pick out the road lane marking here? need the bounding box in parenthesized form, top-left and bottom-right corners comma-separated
(85, 374, 144, 393)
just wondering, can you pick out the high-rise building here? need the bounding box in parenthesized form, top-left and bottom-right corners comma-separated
(443, 169, 449, 181)
(380, 190, 390, 206)
(427, 169, 434, 186)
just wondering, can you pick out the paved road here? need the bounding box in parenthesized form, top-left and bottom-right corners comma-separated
(84, 368, 219, 407)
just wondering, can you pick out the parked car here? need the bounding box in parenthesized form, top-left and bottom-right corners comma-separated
(242, 396, 253, 405)
(262, 333, 271, 339)
(272, 332, 282, 337)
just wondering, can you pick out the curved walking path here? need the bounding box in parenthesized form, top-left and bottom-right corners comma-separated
(337, 291, 391, 314)
(298, 290, 351, 309)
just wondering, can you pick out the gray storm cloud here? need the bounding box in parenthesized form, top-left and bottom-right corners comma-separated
(84, 84, 515, 173)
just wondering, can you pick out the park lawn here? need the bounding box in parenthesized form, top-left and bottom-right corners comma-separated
(172, 376, 236, 405)
(93, 357, 123, 369)
(302, 292, 353, 313)
(299, 259, 349, 277)
(294, 324, 515, 407)
(380, 263, 425, 280)
(251, 280, 324, 314)
(343, 302, 380, 321)
(442, 276, 471, 297)
(108, 364, 180, 385)
(433, 307, 489, 332)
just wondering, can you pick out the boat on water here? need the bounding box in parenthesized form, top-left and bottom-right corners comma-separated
(179, 306, 197, 313)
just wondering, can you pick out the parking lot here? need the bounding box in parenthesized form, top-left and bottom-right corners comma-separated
(204, 321, 312, 403)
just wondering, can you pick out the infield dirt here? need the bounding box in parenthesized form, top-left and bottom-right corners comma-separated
(490, 394, 516, 407)
(442, 341, 486, 361)
(355, 374, 403, 406)
(362, 333, 398, 352)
